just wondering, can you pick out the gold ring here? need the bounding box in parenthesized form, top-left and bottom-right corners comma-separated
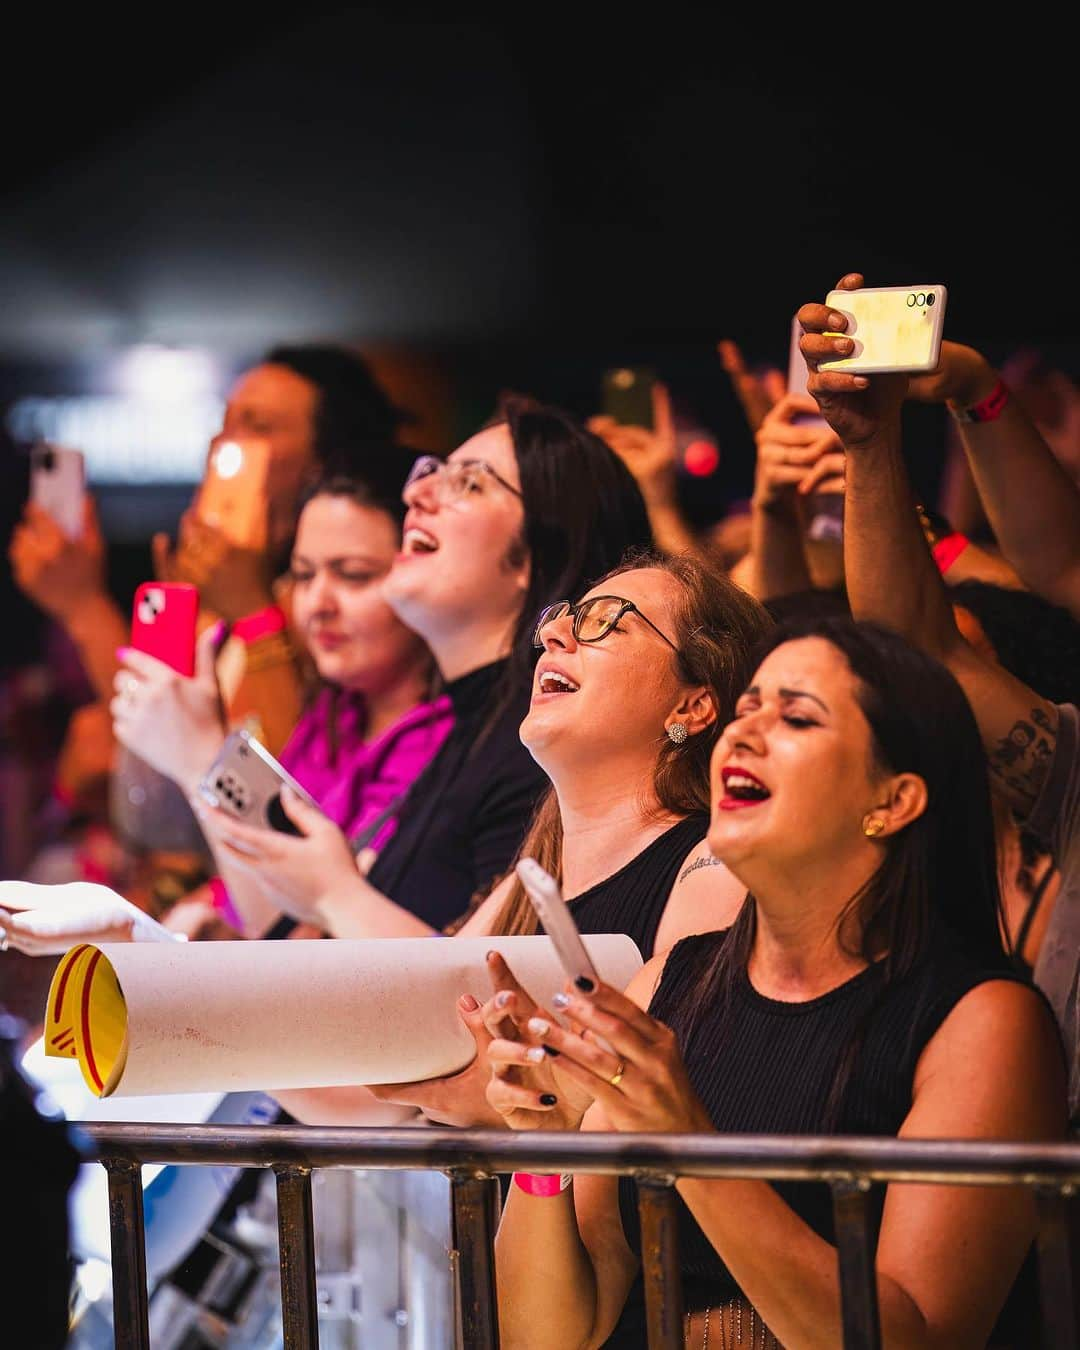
(608, 1060, 626, 1088)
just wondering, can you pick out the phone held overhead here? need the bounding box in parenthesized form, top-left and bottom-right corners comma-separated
(601, 366, 656, 429)
(196, 436, 273, 548)
(818, 285, 948, 375)
(30, 443, 86, 539)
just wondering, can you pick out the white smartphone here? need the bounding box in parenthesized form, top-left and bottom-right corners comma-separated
(30, 443, 85, 538)
(817, 285, 947, 375)
(516, 857, 600, 993)
(199, 730, 324, 837)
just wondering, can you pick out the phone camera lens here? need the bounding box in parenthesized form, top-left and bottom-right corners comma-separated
(915, 293, 926, 307)
(906, 294, 916, 307)
(926, 292, 935, 306)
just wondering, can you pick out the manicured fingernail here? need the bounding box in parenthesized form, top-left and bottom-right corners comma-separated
(495, 991, 513, 1009)
(486, 950, 498, 962)
(542, 1044, 560, 1057)
(525, 1047, 546, 1063)
(828, 312, 846, 328)
(210, 620, 228, 645)
(527, 1017, 550, 1036)
(575, 976, 595, 993)
(551, 993, 571, 1010)
(459, 993, 479, 1012)
(853, 377, 870, 389)
(116, 647, 131, 659)
(540, 1094, 557, 1107)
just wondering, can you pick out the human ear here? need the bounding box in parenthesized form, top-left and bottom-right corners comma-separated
(865, 773, 928, 840)
(668, 687, 717, 739)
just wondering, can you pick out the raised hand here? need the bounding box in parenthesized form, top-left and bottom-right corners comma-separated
(111, 624, 226, 794)
(797, 273, 908, 449)
(154, 508, 276, 622)
(588, 382, 679, 508)
(9, 496, 107, 622)
(718, 339, 786, 434)
(753, 393, 846, 509)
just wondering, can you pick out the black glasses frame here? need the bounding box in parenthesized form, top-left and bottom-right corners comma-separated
(532, 594, 679, 653)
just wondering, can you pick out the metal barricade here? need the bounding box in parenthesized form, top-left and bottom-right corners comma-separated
(79, 1123, 1080, 1350)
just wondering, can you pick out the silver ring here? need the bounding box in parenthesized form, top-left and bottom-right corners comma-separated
(120, 674, 139, 706)
(0, 936, 9, 952)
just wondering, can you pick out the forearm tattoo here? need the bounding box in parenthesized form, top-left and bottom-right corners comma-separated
(990, 704, 1058, 808)
(679, 855, 725, 884)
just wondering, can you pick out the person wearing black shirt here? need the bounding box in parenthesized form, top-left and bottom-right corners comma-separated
(486, 619, 1065, 1350)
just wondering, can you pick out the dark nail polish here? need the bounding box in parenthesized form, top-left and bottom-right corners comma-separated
(542, 1045, 560, 1058)
(575, 975, 595, 993)
(540, 1093, 557, 1107)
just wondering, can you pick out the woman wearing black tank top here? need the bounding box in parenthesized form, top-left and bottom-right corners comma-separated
(484, 620, 1065, 1349)
(366, 550, 770, 1126)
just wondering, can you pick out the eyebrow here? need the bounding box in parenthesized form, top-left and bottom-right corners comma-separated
(740, 685, 831, 714)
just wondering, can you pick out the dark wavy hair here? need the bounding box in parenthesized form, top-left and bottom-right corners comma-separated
(949, 579, 1080, 707)
(680, 616, 1008, 1120)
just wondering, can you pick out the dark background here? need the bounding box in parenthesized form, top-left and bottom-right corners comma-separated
(2, 7, 1075, 539)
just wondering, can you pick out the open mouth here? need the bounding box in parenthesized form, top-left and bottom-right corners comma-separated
(402, 526, 439, 556)
(537, 669, 580, 696)
(720, 766, 771, 808)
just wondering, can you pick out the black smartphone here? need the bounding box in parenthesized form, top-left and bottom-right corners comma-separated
(601, 367, 656, 429)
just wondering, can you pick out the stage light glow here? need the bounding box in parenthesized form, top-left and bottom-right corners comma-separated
(118, 345, 218, 402)
(683, 438, 720, 477)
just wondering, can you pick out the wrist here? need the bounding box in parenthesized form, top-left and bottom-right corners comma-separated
(230, 603, 286, 642)
(64, 587, 118, 637)
(947, 375, 1010, 424)
(946, 359, 999, 411)
(512, 1172, 573, 1197)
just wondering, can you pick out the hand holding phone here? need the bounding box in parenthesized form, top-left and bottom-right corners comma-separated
(199, 729, 324, 837)
(30, 443, 86, 539)
(130, 582, 200, 676)
(818, 285, 947, 375)
(196, 436, 273, 549)
(601, 367, 657, 429)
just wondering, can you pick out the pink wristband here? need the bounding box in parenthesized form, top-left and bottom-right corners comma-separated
(932, 532, 970, 574)
(208, 876, 243, 931)
(231, 605, 287, 644)
(512, 1172, 572, 1197)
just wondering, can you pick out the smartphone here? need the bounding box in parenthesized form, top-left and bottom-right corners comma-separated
(516, 857, 600, 993)
(131, 582, 199, 676)
(30, 443, 85, 539)
(601, 367, 656, 429)
(818, 285, 948, 375)
(196, 436, 273, 548)
(198, 729, 323, 837)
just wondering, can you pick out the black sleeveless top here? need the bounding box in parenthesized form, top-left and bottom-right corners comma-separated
(606, 926, 1026, 1347)
(560, 814, 709, 959)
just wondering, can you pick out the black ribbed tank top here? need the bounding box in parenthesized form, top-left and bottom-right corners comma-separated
(561, 814, 708, 960)
(606, 926, 1025, 1346)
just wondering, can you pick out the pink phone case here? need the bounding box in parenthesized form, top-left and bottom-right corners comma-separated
(130, 583, 200, 676)
(31, 444, 86, 539)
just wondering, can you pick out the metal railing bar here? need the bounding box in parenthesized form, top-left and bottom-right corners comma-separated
(832, 1181, 881, 1350)
(274, 1165, 320, 1349)
(77, 1123, 1080, 1188)
(450, 1172, 500, 1350)
(637, 1178, 684, 1350)
(103, 1158, 151, 1350)
(1036, 1186, 1080, 1350)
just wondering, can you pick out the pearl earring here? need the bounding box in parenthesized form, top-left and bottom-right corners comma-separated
(666, 723, 688, 745)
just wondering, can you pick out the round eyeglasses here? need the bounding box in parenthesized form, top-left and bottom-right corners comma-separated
(532, 595, 679, 653)
(404, 454, 522, 502)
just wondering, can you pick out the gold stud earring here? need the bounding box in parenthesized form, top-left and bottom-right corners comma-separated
(863, 815, 885, 838)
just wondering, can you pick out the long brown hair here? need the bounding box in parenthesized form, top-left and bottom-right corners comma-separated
(492, 548, 771, 935)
